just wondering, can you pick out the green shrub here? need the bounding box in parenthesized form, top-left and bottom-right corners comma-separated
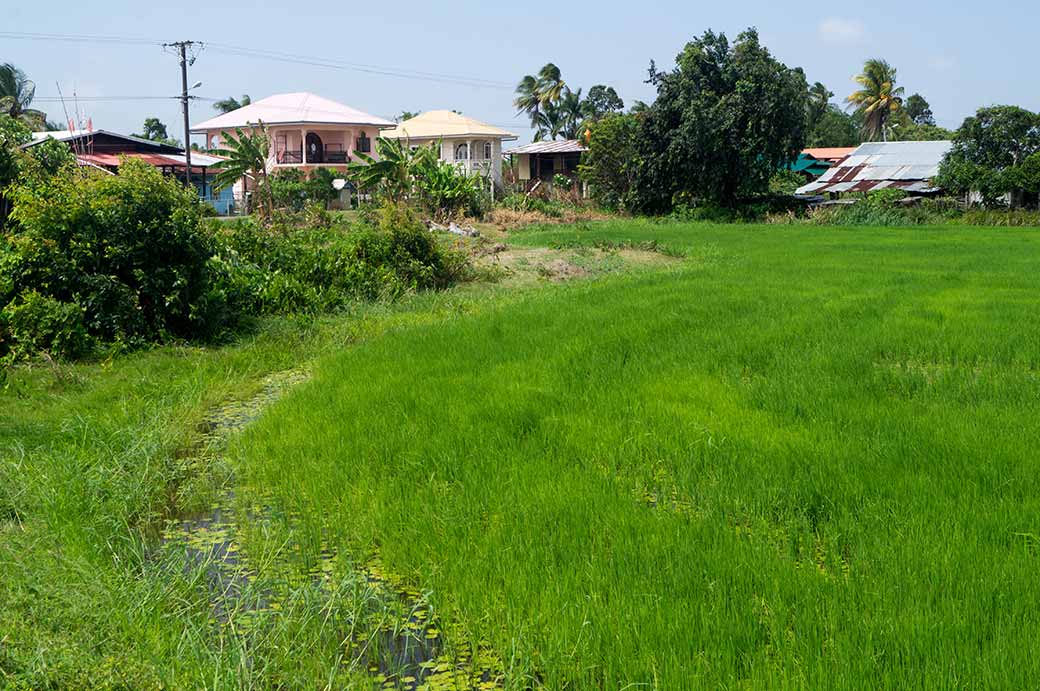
(0, 290, 94, 360)
(1, 159, 231, 359)
(209, 202, 468, 314)
(271, 168, 340, 211)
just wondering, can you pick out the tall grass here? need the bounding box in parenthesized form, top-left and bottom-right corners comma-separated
(234, 221, 1040, 688)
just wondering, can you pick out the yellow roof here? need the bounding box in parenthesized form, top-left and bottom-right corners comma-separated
(382, 110, 517, 140)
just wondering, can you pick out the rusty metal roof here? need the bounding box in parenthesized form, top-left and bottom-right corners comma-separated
(77, 151, 224, 173)
(796, 140, 952, 195)
(505, 140, 586, 155)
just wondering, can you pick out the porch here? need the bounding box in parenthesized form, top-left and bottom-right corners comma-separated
(271, 126, 375, 166)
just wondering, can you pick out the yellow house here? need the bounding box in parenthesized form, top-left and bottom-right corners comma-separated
(381, 111, 517, 187)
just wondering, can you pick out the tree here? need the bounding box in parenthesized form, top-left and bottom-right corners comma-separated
(536, 64, 566, 107)
(515, 63, 568, 134)
(905, 93, 935, 126)
(212, 124, 274, 220)
(847, 59, 904, 141)
(0, 115, 32, 227)
(0, 64, 47, 130)
(135, 117, 179, 146)
(807, 81, 834, 130)
(583, 85, 625, 120)
(557, 88, 585, 140)
(808, 107, 859, 147)
(395, 110, 419, 123)
(936, 105, 1040, 206)
(213, 95, 251, 113)
(532, 106, 562, 142)
(579, 113, 641, 210)
(634, 29, 808, 211)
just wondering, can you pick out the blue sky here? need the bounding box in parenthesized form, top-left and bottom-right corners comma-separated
(4, 0, 1038, 145)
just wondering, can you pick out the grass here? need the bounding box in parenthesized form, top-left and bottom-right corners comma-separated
(234, 220, 1040, 688)
(4, 219, 1040, 688)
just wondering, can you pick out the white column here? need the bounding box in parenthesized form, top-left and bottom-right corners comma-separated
(301, 128, 307, 164)
(467, 139, 474, 173)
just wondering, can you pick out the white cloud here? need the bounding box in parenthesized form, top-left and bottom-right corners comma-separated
(818, 18, 867, 46)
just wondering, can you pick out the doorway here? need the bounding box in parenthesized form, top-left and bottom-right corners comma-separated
(305, 132, 324, 163)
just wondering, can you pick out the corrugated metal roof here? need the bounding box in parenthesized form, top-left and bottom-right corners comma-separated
(796, 140, 952, 195)
(505, 140, 587, 155)
(77, 151, 223, 172)
(28, 129, 170, 149)
(191, 92, 394, 131)
(802, 147, 856, 162)
(382, 110, 517, 140)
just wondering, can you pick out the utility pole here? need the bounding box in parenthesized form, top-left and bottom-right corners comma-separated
(164, 40, 200, 188)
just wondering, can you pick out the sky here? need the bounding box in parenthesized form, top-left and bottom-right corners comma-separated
(4, 0, 1039, 146)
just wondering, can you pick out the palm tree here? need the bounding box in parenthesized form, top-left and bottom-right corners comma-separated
(536, 63, 566, 106)
(514, 74, 542, 128)
(212, 124, 273, 220)
(213, 94, 251, 114)
(515, 63, 568, 133)
(0, 63, 47, 130)
(557, 88, 585, 140)
(807, 81, 833, 129)
(847, 59, 905, 142)
(533, 105, 564, 142)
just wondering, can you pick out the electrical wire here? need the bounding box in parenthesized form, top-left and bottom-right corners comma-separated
(1, 30, 515, 90)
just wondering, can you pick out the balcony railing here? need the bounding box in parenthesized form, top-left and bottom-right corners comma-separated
(276, 146, 349, 165)
(277, 150, 303, 164)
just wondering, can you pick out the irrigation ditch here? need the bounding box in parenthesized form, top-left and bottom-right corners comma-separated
(157, 369, 503, 690)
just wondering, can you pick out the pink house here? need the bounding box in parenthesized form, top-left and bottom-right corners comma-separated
(191, 92, 395, 174)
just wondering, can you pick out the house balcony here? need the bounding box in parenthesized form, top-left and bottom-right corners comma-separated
(453, 158, 494, 175)
(276, 144, 351, 165)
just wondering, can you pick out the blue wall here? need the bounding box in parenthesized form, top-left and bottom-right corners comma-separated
(197, 182, 236, 215)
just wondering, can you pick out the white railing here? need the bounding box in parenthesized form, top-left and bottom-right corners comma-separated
(452, 158, 494, 176)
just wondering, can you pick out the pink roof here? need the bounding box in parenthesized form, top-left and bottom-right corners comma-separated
(802, 147, 857, 162)
(191, 92, 394, 132)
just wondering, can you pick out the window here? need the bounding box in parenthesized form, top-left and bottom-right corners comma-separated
(483, 141, 493, 160)
(454, 143, 469, 160)
(355, 132, 371, 153)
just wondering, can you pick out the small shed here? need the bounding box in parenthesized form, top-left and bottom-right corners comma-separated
(505, 140, 587, 186)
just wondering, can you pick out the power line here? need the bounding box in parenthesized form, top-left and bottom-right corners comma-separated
(1, 30, 515, 90)
(0, 30, 160, 46)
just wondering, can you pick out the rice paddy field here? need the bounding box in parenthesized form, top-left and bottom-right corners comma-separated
(4, 220, 1040, 689)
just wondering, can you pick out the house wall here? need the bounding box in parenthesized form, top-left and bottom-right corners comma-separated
(389, 135, 505, 185)
(517, 154, 531, 181)
(204, 125, 380, 169)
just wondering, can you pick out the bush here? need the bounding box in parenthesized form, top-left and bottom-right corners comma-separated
(0, 291, 94, 360)
(1, 159, 231, 359)
(208, 202, 468, 314)
(271, 168, 339, 211)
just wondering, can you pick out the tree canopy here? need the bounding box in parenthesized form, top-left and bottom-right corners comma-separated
(905, 94, 935, 126)
(135, 117, 179, 146)
(0, 63, 48, 130)
(633, 28, 808, 210)
(213, 95, 251, 114)
(937, 105, 1040, 206)
(515, 65, 625, 142)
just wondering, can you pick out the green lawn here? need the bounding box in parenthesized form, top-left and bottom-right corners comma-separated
(5, 221, 1040, 689)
